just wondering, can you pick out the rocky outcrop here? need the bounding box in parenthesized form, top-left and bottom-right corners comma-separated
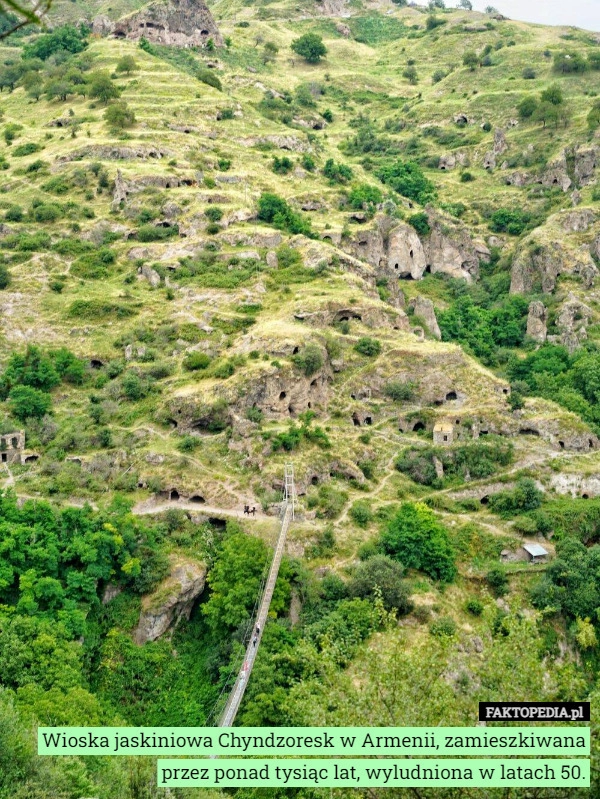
(550, 473, 600, 499)
(134, 558, 207, 644)
(539, 152, 572, 192)
(526, 301, 547, 343)
(511, 240, 598, 294)
(409, 296, 441, 339)
(112, 169, 196, 208)
(561, 209, 596, 232)
(113, 0, 223, 47)
(236, 136, 309, 152)
(483, 129, 508, 170)
(92, 15, 114, 36)
(573, 145, 598, 186)
(343, 213, 488, 284)
(387, 222, 427, 279)
(57, 145, 173, 163)
(557, 295, 592, 353)
(294, 301, 409, 332)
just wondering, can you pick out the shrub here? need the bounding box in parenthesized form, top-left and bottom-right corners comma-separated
(349, 500, 373, 528)
(301, 154, 316, 171)
(116, 55, 138, 74)
(460, 171, 475, 182)
(553, 50, 588, 74)
(12, 142, 40, 157)
(522, 67, 536, 79)
(197, 69, 222, 91)
(272, 156, 293, 174)
(205, 206, 223, 222)
(31, 203, 62, 223)
(257, 192, 311, 236)
(376, 159, 437, 204)
(429, 617, 457, 637)
(323, 158, 353, 184)
(0, 263, 10, 289)
(292, 343, 324, 376)
(291, 33, 327, 63)
(486, 567, 509, 597)
(402, 65, 418, 84)
(488, 478, 543, 518)
(347, 183, 382, 214)
(136, 224, 178, 242)
(490, 208, 531, 236)
(348, 555, 412, 614)
(5, 205, 23, 222)
(104, 101, 136, 130)
(384, 380, 414, 402)
(465, 598, 484, 616)
(183, 352, 211, 371)
(408, 211, 430, 236)
(9, 385, 52, 420)
(381, 502, 457, 582)
(354, 337, 381, 357)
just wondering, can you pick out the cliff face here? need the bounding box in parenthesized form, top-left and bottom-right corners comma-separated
(113, 0, 224, 48)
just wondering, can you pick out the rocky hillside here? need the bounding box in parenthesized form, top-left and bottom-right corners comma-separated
(1, 2, 600, 796)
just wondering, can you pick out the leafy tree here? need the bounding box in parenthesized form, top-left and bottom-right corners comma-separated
(402, 65, 418, 84)
(115, 54, 137, 74)
(540, 83, 564, 105)
(103, 101, 135, 130)
(272, 155, 293, 174)
(291, 33, 327, 63)
(292, 343, 324, 376)
(589, 51, 600, 70)
(463, 50, 479, 70)
(349, 555, 413, 615)
(458, 0, 472, 8)
(24, 25, 88, 60)
(8, 385, 52, 419)
(408, 211, 430, 236)
(347, 183, 382, 215)
(87, 72, 120, 103)
(203, 532, 290, 634)
(381, 502, 457, 582)
(384, 380, 414, 402)
(376, 159, 436, 204)
(489, 478, 543, 518)
(45, 79, 74, 102)
(490, 208, 531, 235)
(518, 96, 538, 119)
(553, 51, 588, 74)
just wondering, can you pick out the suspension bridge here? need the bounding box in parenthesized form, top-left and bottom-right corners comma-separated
(217, 463, 296, 728)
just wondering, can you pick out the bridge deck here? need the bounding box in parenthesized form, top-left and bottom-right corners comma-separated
(218, 503, 292, 727)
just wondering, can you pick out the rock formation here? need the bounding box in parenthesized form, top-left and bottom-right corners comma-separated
(526, 301, 547, 343)
(409, 296, 441, 340)
(557, 295, 592, 353)
(113, 0, 223, 48)
(134, 558, 207, 644)
(511, 239, 598, 294)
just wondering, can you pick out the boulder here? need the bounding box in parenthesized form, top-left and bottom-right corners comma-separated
(336, 22, 351, 37)
(92, 15, 114, 36)
(561, 209, 595, 232)
(140, 265, 161, 287)
(134, 558, 207, 644)
(573, 145, 598, 186)
(511, 240, 598, 294)
(526, 301, 547, 343)
(439, 154, 456, 170)
(493, 128, 508, 155)
(539, 152, 572, 192)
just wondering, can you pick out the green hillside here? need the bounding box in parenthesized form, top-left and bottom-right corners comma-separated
(1, 1, 600, 796)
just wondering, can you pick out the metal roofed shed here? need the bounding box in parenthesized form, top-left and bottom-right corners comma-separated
(522, 543, 549, 563)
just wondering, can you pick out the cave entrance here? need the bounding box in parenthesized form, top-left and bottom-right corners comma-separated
(412, 421, 425, 432)
(190, 495, 206, 504)
(169, 489, 180, 501)
(446, 391, 458, 401)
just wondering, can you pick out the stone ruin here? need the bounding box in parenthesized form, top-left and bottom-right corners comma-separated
(0, 431, 25, 465)
(111, 0, 223, 48)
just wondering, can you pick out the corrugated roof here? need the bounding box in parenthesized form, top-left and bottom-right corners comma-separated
(523, 543, 548, 558)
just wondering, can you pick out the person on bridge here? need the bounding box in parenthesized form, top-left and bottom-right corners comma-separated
(255, 624, 260, 635)
(252, 636, 257, 647)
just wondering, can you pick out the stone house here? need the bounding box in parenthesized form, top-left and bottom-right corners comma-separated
(433, 422, 454, 446)
(0, 431, 25, 465)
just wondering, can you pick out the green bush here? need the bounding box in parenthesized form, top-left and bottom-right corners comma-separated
(291, 32, 327, 63)
(205, 206, 223, 222)
(197, 69, 222, 91)
(183, 352, 211, 371)
(429, 616, 457, 637)
(381, 502, 457, 582)
(23, 25, 88, 60)
(349, 500, 373, 528)
(292, 343, 324, 376)
(488, 478, 543, 518)
(490, 208, 531, 236)
(136, 224, 178, 242)
(485, 567, 509, 597)
(348, 554, 412, 614)
(13, 142, 41, 157)
(354, 337, 381, 357)
(323, 158, 353, 184)
(408, 211, 430, 236)
(31, 203, 62, 223)
(8, 385, 52, 420)
(347, 183, 382, 215)
(272, 156, 293, 175)
(384, 380, 414, 402)
(465, 598, 484, 616)
(5, 205, 23, 222)
(376, 159, 437, 204)
(0, 263, 10, 289)
(257, 193, 311, 236)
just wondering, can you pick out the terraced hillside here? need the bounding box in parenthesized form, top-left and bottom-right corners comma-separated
(1, 2, 600, 797)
